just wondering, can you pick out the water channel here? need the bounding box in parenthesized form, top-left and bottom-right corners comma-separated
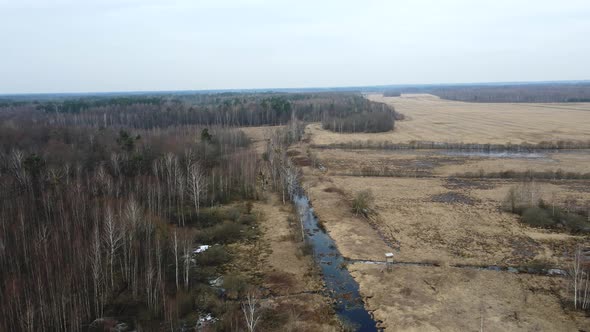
(293, 194, 378, 331)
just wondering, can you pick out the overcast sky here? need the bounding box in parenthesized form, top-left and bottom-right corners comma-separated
(1, 0, 589, 93)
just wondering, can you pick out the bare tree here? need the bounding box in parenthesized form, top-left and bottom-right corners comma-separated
(187, 162, 206, 215)
(172, 229, 180, 291)
(179, 230, 195, 289)
(241, 291, 262, 332)
(103, 207, 122, 288)
(90, 222, 103, 318)
(570, 246, 589, 310)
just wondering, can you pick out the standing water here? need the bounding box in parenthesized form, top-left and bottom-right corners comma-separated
(293, 194, 378, 331)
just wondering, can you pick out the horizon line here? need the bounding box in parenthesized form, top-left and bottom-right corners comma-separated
(1, 79, 590, 98)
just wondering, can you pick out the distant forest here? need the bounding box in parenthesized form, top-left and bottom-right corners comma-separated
(0, 92, 396, 132)
(383, 82, 590, 103)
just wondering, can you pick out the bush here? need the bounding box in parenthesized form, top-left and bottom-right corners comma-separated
(196, 221, 243, 244)
(521, 207, 555, 227)
(222, 274, 248, 299)
(175, 290, 194, 318)
(322, 110, 394, 133)
(245, 201, 253, 214)
(238, 214, 256, 225)
(192, 285, 223, 315)
(352, 190, 374, 216)
(195, 246, 230, 266)
(184, 208, 224, 227)
(224, 207, 241, 222)
(259, 308, 290, 330)
(561, 213, 590, 232)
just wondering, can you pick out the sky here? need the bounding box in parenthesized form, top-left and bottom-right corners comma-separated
(1, 0, 589, 94)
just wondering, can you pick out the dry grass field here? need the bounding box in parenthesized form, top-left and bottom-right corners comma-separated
(307, 94, 590, 145)
(312, 175, 588, 266)
(349, 264, 588, 331)
(289, 95, 590, 331)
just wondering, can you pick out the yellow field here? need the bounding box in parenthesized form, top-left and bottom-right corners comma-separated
(308, 94, 590, 145)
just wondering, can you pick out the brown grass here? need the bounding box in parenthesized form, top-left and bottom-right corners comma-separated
(350, 264, 589, 331)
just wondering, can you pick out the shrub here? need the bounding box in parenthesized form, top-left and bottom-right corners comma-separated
(192, 285, 223, 315)
(322, 110, 395, 133)
(195, 246, 230, 266)
(561, 213, 590, 233)
(222, 274, 248, 299)
(184, 208, 224, 227)
(502, 183, 539, 214)
(196, 221, 243, 244)
(245, 201, 253, 214)
(521, 207, 555, 227)
(175, 290, 194, 318)
(352, 190, 374, 216)
(259, 308, 290, 330)
(525, 259, 553, 271)
(224, 207, 241, 222)
(238, 214, 256, 225)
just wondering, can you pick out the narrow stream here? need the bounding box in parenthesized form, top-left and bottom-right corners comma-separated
(293, 194, 378, 332)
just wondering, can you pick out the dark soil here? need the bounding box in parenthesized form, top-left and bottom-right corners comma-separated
(443, 177, 496, 190)
(430, 192, 478, 205)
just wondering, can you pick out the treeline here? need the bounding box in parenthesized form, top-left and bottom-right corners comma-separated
(318, 94, 398, 133)
(383, 82, 590, 103)
(0, 92, 396, 129)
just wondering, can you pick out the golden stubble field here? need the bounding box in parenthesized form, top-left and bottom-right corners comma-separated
(291, 95, 590, 331)
(308, 93, 590, 145)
